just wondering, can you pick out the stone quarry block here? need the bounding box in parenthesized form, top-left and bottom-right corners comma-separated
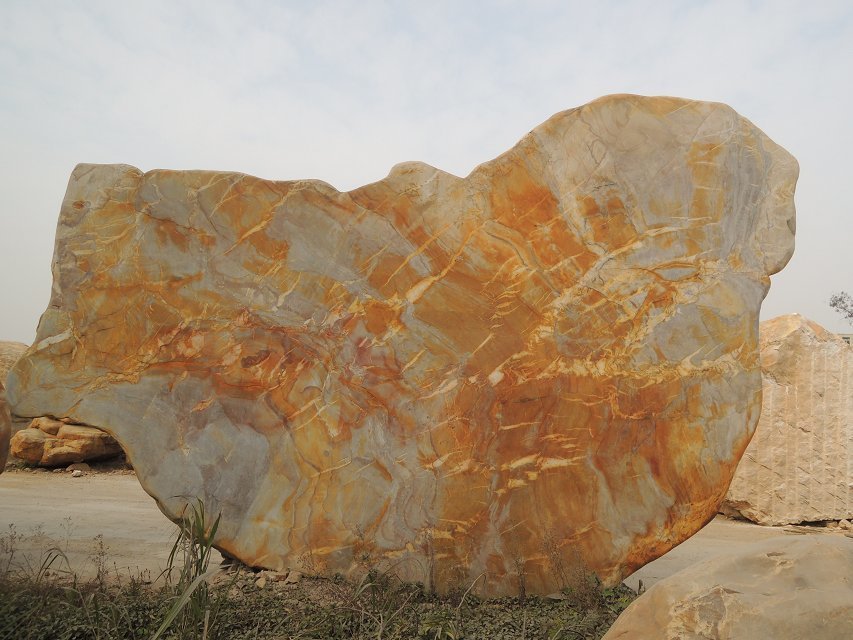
(30, 415, 62, 435)
(9, 417, 123, 467)
(603, 536, 853, 639)
(5, 95, 797, 596)
(723, 315, 853, 525)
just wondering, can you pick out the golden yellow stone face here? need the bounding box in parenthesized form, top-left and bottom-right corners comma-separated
(7, 95, 797, 596)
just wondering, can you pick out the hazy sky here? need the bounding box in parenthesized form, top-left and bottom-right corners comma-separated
(1, 0, 851, 344)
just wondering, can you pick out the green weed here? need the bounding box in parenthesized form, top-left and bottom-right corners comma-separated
(0, 512, 637, 640)
(151, 499, 225, 640)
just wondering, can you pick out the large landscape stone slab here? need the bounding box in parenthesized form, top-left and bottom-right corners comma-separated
(5, 95, 797, 596)
(724, 315, 853, 525)
(603, 535, 853, 639)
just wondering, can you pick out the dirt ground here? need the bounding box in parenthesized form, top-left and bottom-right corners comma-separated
(0, 470, 195, 582)
(0, 469, 844, 589)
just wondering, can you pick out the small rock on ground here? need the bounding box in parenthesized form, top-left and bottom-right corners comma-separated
(284, 570, 302, 584)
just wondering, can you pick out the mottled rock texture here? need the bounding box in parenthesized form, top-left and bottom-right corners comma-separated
(0, 341, 28, 383)
(0, 381, 9, 471)
(724, 315, 853, 525)
(10, 417, 123, 467)
(1, 342, 32, 451)
(6, 95, 797, 596)
(603, 536, 853, 639)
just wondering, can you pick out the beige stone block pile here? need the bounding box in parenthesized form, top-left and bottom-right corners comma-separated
(10, 416, 123, 467)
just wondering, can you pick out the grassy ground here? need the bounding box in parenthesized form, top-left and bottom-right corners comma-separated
(0, 500, 637, 640)
(0, 569, 636, 640)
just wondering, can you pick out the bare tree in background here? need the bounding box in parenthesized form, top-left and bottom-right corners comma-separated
(830, 292, 853, 325)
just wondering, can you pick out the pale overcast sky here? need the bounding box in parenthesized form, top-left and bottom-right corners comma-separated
(1, 0, 851, 344)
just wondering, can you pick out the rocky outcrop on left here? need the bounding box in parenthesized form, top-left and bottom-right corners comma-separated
(0, 380, 9, 471)
(1, 341, 30, 450)
(0, 342, 28, 383)
(10, 417, 123, 467)
(603, 536, 853, 639)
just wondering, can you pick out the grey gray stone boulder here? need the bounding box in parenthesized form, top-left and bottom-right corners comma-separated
(604, 535, 853, 639)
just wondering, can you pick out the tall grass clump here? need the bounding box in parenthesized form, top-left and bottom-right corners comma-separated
(151, 500, 225, 640)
